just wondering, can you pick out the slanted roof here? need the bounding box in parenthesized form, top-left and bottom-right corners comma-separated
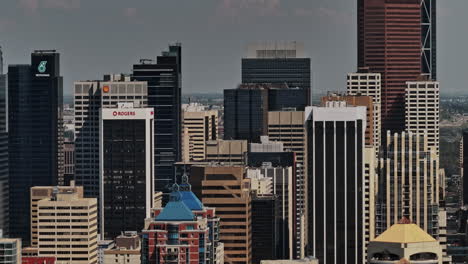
(155, 191, 195, 221)
(373, 223, 436, 244)
(180, 189, 204, 210)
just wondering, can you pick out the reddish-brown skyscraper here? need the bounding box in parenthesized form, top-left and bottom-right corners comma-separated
(358, 0, 422, 134)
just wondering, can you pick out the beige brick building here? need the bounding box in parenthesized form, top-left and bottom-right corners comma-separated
(33, 182, 98, 264)
(181, 108, 218, 162)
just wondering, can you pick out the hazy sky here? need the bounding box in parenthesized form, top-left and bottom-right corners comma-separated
(0, 0, 465, 96)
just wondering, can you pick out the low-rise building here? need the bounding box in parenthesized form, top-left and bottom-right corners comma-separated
(103, 232, 140, 264)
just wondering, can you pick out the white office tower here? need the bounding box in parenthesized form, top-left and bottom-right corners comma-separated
(74, 74, 147, 198)
(99, 103, 154, 240)
(347, 69, 381, 151)
(376, 131, 440, 239)
(405, 79, 440, 155)
(305, 102, 367, 263)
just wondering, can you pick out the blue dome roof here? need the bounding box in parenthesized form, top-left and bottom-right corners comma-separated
(155, 190, 195, 221)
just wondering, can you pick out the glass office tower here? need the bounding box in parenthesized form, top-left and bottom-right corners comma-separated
(8, 50, 63, 245)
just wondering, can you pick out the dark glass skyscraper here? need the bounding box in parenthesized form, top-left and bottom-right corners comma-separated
(306, 105, 366, 264)
(8, 50, 63, 245)
(224, 85, 269, 142)
(463, 131, 468, 206)
(0, 47, 8, 236)
(132, 44, 182, 193)
(242, 42, 311, 105)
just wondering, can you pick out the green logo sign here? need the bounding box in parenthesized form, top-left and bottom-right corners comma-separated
(38, 61, 47, 73)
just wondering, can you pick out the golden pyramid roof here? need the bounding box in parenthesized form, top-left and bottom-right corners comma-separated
(373, 222, 436, 243)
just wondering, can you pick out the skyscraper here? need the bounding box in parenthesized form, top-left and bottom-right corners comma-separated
(346, 70, 381, 150)
(421, 0, 437, 80)
(405, 78, 440, 155)
(100, 104, 154, 240)
(0, 48, 7, 236)
(242, 42, 311, 105)
(462, 131, 468, 206)
(376, 131, 439, 238)
(190, 165, 252, 264)
(132, 44, 182, 193)
(358, 0, 422, 134)
(8, 50, 63, 245)
(224, 84, 269, 142)
(74, 74, 148, 198)
(181, 104, 218, 162)
(305, 103, 367, 263)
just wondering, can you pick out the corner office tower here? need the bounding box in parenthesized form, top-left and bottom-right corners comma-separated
(358, 0, 436, 134)
(8, 50, 64, 245)
(132, 44, 182, 192)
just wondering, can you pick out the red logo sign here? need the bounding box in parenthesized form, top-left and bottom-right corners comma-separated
(112, 111, 136, 116)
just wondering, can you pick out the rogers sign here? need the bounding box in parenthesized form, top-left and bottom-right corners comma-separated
(113, 111, 136, 117)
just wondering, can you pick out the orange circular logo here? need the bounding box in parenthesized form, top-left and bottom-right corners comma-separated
(103, 86, 110, 93)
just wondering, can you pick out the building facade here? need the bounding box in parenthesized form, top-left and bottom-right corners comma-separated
(205, 140, 248, 165)
(242, 42, 311, 105)
(103, 232, 141, 264)
(141, 177, 223, 264)
(405, 79, 440, 155)
(35, 183, 98, 263)
(100, 104, 154, 240)
(74, 74, 148, 198)
(30, 182, 84, 247)
(358, 0, 422, 134)
(0, 238, 21, 264)
(190, 166, 251, 264)
(8, 50, 64, 245)
(0, 69, 7, 236)
(224, 85, 269, 142)
(347, 70, 382, 152)
(462, 131, 468, 206)
(267, 111, 306, 259)
(306, 103, 367, 263)
(132, 44, 182, 193)
(63, 140, 75, 186)
(376, 131, 439, 238)
(182, 107, 218, 162)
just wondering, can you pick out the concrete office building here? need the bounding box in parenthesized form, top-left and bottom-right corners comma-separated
(74, 74, 147, 198)
(358, 0, 422, 133)
(182, 106, 218, 162)
(100, 104, 154, 240)
(242, 42, 311, 105)
(321, 94, 374, 147)
(405, 79, 440, 155)
(8, 50, 64, 244)
(141, 177, 224, 264)
(364, 147, 377, 256)
(267, 110, 307, 259)
(0, 238, 21, 264)
(376, 131, 439, 238)
(30, 182, 84, 247)
(347, 70, 382, 150)
(190, 166, 251, 264)
(132, 44, 182, 193)
(247, 164, 294, 259)
(368, 219, 442, 264)
(34, 183, 98, 264)
(305, 103, 367, 263)
(205, 140, 248, 165)
(103, 232, 140, 264)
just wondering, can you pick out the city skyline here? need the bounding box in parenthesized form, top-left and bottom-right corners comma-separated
(0, 0, 465, 95)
